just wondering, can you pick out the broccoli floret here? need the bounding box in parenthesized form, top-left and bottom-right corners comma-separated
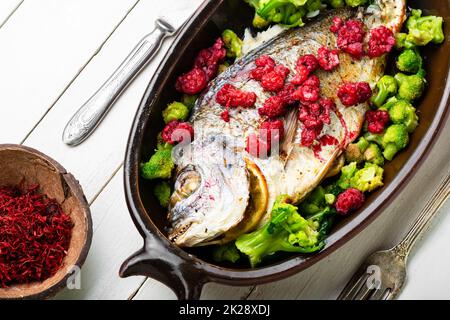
(388, 99, 419, 133)
(162, 102, 189, 124)
(286, 8, 306, 26)
(364, 132, 383, 146)
(382, 124, 409, 161)
(406, 9, 445, 46)
(396, 49, 422, 74)
(247, 1, 309, 28)
(337, 162, 358, 190)
(252, 13, 270, 28)
(336, 162, 384, 193)
(350, 163, 384, 193)
(381, 96, 399, 111)
(344, 0, 367, 7)
(395, 73, 426, 102)
(371, 75, 398, 108)
(299, 186, 326, 215)
(327, 0, 345, 8)
(212, 243, 241, 263)
(141, 147, 174, 180)
(364, 143, 384, 166)
(324, 193, 336, 205)
(153, 181, 171, 208)
(395, 33, 416, 50)
(181, 94, 198, 111)
(235, 195, 325, 267)
(416, 68, 427, 78)
(345, 137, 369, 164)
(306, 0, 322, 12)
(345, 144, 364, 164)
(222, 29, 243, 58)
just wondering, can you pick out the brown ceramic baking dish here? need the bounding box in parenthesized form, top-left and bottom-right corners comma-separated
(120, 0, 450, 300)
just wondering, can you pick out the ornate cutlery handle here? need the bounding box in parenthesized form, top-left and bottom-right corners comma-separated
(62, 19, 175, 146)
(395, 173, 450, 260)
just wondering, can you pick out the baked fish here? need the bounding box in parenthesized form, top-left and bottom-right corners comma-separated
(168, 0, 406, 247)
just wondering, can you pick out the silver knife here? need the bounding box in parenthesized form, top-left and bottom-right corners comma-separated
(62, 4, 196, 146)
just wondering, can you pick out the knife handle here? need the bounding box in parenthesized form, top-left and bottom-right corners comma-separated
(62, 19, 175, 146)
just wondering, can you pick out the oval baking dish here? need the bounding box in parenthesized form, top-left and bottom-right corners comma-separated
(120, 0, 450, 300)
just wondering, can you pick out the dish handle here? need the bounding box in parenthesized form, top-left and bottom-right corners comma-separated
(119, 231, 207, 300)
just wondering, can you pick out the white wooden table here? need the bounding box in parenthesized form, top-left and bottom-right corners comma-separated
(0, 0, 449, 300)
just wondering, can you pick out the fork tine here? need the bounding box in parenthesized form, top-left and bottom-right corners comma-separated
(337, 271, 369, 300)
(353, 282, 375, 300)
(369, 287, 390, 300)
(384, 289, 394, 300)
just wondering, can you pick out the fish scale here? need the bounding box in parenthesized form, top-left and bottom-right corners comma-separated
(169, 0, 406, 246)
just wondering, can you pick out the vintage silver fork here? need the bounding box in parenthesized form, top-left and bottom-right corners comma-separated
(338, 173, 450, 300)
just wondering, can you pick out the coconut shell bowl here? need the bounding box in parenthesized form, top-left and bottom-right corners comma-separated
(0, 144, 92, 299)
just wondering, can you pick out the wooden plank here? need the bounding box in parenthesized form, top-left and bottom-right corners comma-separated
(0, 0, 138, 143)
(0, 0, 22, 28)
(54, 168, 146, 300)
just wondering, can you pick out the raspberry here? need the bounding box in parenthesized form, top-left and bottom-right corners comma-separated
(291, 69, 309, 86)
(175, 68, 208, 95)
(335, 19, 366, 60)
(250, 55, 276, 81)
(366, 110, 390, 134)
(303, 75, 320, 88)
(261, 67, 290, 92)
(221, 110, 230, 122)
(330, 16, 344, 33)
(255, 55, 276, 68)
(277, 84, 297, 105)
(194, 38, 227, 80)
(367, 26, 396, 58)
(161, 121, 194, 144)
(216, 84, 257, 108)
(246, 133, 270, 158)
(318, 98, 336, 125)
(338, 82, 372, 107)
(260, 120, 285, 145)
(298, 97, 337, 147)
(301, 128, 320, 147)
(317, 47, 340, 71)
(335, 188, 365, 215)
(176, 38, 226, 95)
(258, 96, 287, 119)
(293, 84, 320, 104)
(296, 54, 319, 74)
(356, 82, 373, 103)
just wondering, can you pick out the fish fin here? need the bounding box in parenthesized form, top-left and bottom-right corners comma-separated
(281, 107, 299, 166)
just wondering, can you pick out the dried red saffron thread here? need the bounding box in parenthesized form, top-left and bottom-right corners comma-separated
(0, 185, 73, 288)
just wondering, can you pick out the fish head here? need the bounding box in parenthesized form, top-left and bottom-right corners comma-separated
(168, 134, 250, 247)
